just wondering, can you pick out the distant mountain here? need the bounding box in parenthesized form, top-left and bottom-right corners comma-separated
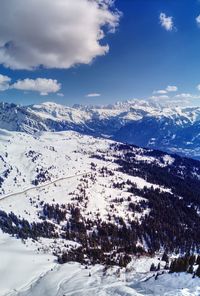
(1, 100, 200, 159)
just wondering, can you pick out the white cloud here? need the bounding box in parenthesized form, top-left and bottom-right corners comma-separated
(153, 85, 178, 95)
(159, 13, 174, 31)
(150, 91, 200, 106)
(57, 93, 64, 97)
(175, 93, 194, 99)
(197, 84, 200, 91)
(153, 90, 168, 95)
(150, 95, 169, 100)
(0, 74, 11, 91)
(12, 78, 61, 95)
(196, 15, 200, 26)
(86, 93, 101, 97)
(166, 85, 178, 92)
(173, 93, 200, 104)
(149, 93, 194, 107)
(0, 0, 120, 70)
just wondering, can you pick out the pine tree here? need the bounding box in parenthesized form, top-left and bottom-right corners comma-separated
(187, 265, 193, 274)
(196, 255, 200, 265)
(189, 255, 196, 266)
(150, 263, 156, 271)
(162, 252, 169, 263)
(196, 265, 200, 277)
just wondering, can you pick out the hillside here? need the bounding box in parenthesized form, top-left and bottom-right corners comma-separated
(0, 129, 200, 294)
(1, 129, 200, 257)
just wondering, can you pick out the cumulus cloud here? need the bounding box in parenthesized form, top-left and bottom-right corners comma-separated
(149, 93, 193, 107)
(153, 85, 178, 95)
(0, 0, 120, 70)
(0, 74, 11, 91)
(57, 93, 64, 97)
(175, 93, 196, 99)
(159, 13, 174, 31)
(150, 92, 200, 107)
(12, 78, 61, 95)
(166, 85, 178, 92)
(173, 93, 200, 105)
(153, 90, 168, 95)
(86, 93, 101, 97)
(150, 95, 169, 100)
(196, 15, 200, 26)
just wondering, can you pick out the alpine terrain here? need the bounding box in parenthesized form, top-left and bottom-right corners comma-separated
(0, 116, 200, 295)
(1, 100, 200, 159)
(1, 0, 200, 295)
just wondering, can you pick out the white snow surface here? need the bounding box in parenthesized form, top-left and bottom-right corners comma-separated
(0, 129, 199, 295)
(0, 231, 199, 296)
(0, 129, 171, 224)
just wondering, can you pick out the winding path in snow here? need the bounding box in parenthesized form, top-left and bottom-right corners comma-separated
(0, 162, 113, 203)
(0, 171, 92, 203)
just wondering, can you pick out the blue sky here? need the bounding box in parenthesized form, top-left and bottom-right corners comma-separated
(1, 0, 200, 106)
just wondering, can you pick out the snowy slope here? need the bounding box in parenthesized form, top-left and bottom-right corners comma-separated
(0, 129, 200, 295)
(0, 230, 199, 296)
(0, 128, 200, 242)
(0, 129, 169, 223)
(0, 231, 55, 296)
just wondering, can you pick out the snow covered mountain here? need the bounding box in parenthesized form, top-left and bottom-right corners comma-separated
(0, 128, 200, 295)
(1, 100, 200, 160)
(0, 100, 156, 134)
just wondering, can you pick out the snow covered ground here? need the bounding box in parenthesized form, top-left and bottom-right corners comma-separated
(0, 129, 200, 295)
(0, 129, 171, 224)
(0, 231, 55, 296)
(0, 231, 199, 296)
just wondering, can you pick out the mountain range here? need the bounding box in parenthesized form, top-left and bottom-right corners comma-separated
(1, 100, 200, 159)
